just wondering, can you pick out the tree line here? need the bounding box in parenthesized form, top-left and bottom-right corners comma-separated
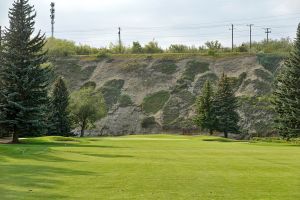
(45, 37, 292, 57)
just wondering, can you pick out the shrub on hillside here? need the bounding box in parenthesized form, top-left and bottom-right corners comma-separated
(152, 60, 178, 74)
(44, 38, 77, 57)
(80, 81, 97, 90)
(162, 98, 181, 125)
(183, 61, 210, 81)
(257, 53, 284, 73)
(121, 61, 147, 72)
(141, 117, 157, 128)
(131, 41, 144, 54)
(119, 95, 133, 107)
(254, 69, 273, 82)
(144, 41, 163, 54)
(99, 79, 125, 108)
(193, 72, 219, 94)
(142, 91, 170, 114)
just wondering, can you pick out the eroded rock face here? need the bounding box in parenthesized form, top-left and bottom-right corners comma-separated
(53, 54, 283, 136)
(96, 106, 144, 136)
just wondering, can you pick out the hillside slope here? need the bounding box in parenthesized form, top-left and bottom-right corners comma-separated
(51, 54, 284, 136)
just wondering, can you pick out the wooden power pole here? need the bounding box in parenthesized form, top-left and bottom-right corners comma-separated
(264, 28, 271, 43)
(247, 24, 254, 51)
(118, 27, 122, 53)
(230, 24, 234, 52)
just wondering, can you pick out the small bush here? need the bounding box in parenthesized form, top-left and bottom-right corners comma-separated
(44, 38, 76, 57)
(80, 81, 96, 89)
(119, 95, 133, 107)
(162, 90, 195, 126)
(152, 60, 178, 74)
(142, 91, 170, 114)
(193, 72, 218, 94)
(173, 78, 190, 93)
(183, 61, 210, 81)
(99, 79, 125, 108)
(141, 117, 157, 128)
(252, 80, 272, 95)
(97, 50, 112, 60)
(144, 41, 163, 54)
(162, 98, 180, 125)
(121, 61, 147, 72)
(254, 69, 273, 82)
(257, 54, 284, 73)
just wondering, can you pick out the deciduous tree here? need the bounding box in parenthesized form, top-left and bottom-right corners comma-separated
(69, 88, 106, 137)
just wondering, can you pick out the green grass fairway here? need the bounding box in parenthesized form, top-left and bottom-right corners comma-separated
(0, 135, 299, 200)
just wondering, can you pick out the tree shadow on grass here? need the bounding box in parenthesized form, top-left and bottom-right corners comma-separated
(0, 164, 95, 199)
(79, 153, 134, 158)
(19, 141, 129, 149)
(0, 146, 85, 163)
(1, 187, 68, 200)
(202, 138, 247, 143)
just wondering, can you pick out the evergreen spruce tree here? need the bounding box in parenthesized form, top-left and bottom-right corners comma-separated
(0, 0, 51, 143)
(212, 73, 239, 138)
(194, 80, 215, 135)
(49, 77, 70, 136)
(273, 23, 300, 139)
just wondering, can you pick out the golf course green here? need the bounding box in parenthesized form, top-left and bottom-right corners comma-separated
(0, 134, 299, 200)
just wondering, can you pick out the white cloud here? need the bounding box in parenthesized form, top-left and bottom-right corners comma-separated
(270, 0, 300, 15)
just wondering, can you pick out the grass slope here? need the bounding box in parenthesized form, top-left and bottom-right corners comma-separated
(0, 135, 299, 200)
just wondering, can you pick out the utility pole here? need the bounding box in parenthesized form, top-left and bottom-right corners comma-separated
(264, 28, 271, 43)
(50, 2, 55, 38)
(229, 24, 234, 52)
(247, 24, 254, 52)
(118, 27, 122, 53)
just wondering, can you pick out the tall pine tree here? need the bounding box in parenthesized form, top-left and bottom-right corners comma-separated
(273, 23, 300, 139)
(212, 73, 239, 138)
(0, 0, 51, 143)
(194, 80, 215, 135)
(49, 77, 70, 136)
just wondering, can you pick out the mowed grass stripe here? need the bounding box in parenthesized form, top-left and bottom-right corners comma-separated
(0, 135, 299, 200)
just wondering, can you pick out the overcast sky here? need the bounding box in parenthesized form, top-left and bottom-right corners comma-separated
(1, 0, 300, 48)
